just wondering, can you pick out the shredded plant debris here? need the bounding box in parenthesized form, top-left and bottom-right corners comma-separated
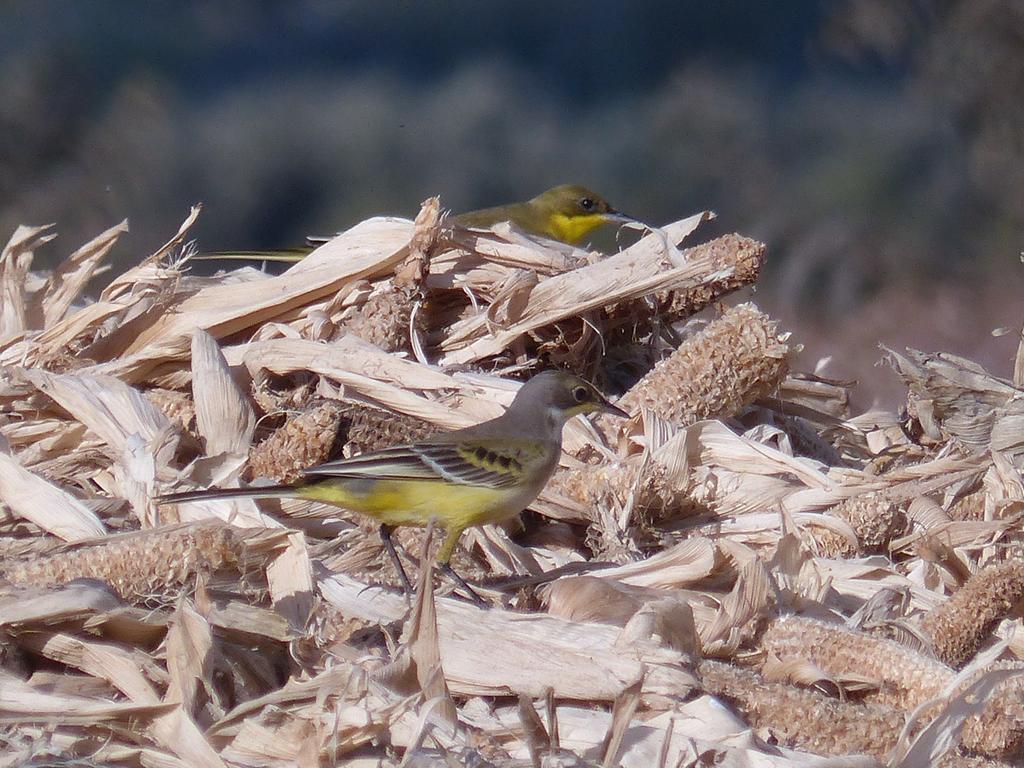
(1, 200, 1022, 767)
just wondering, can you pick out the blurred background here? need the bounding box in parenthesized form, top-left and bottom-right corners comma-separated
(2, 0, 1023, 406)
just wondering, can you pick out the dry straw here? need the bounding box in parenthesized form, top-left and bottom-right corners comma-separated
(3, 202, 1024, 766)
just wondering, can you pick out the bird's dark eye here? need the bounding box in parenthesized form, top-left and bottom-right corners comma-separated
(572, 385, 589, 403)
(579, 197, 595, 211)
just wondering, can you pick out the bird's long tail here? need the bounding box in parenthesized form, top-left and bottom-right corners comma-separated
(191, 248, 312, 263)
(156, 484, 298, 505)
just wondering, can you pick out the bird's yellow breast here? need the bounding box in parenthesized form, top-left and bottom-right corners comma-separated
(546, 212, 612, 244)
(297, 477, 518, 529)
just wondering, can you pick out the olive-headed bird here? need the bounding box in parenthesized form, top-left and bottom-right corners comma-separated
(196, 184, 634, 263)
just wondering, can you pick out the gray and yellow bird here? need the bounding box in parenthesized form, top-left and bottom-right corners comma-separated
(157, 370, 629, 601)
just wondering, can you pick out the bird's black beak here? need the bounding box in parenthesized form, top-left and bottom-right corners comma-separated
(605, 210, 637, 225)
(598, 395, 631, 419)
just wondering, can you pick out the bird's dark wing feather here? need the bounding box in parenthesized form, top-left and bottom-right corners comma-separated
(303, 440, 545, 490)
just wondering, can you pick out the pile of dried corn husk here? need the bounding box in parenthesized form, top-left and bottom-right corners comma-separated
(1, 199, 1022, 767)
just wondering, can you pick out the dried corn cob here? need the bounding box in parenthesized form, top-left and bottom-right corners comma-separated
(761, 616, 952, 710)
(700, 659, 907, 760)
(393, 195, 440, 292)
(960, 661, 1024, 758)
(248, 401, 345, 483)
(616, 302, 793, 426)
(939, 753, 1021, 768)
(659, 234, 765, 321)
(339, 403, 442, 455)
(0, 522, 243, 601)
(809, 493, 906, 559)
(145, 387, 197, 435)
(940, 661, 1024, 759)
(762, 618, 1024, 758)
(335, 285, 417, 353)
(921, 559, 1024, 668)
(248, 400, 441, 482)
(704, 659, 1024, 765)
(591, 235, 767, 392)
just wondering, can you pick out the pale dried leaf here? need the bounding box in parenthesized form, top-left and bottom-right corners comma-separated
(266, 529, 314, 631)
(602, 677, 642, 765)
(596, 538, 717, 588)
(0, 452, 106, 541)
(322, 573, 698, 700)
(101, 204, 201, 303)
(190, 329, 255, 456)
(702, 557, 773, 656)
(544, 576, 645, 626)
(31, 219, 128, 327)
(22, 632, 160, 702)
(122, 216, 413, 360)
(165, 600, 214, 716)
(22, 367, 173, 455)
(0, 224, 56, 339)
(149, 708, 227, 768)
(0, 675, 176, 724)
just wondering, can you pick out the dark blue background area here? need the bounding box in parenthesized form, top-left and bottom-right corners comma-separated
(3, 1, 843, 100)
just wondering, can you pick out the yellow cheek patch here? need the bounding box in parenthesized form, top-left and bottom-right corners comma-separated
(548, 213, 614, 244)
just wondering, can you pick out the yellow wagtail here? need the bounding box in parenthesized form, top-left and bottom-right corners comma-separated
(196, 184, 634, 263)
(157, 370, 629, 601)
(452, 184, 634, 245)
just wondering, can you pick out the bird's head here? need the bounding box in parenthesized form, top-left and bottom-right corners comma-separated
(529, 184, 634, 244)
(510, 370, 630, 426)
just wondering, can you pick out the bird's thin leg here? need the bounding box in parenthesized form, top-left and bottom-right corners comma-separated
(378, 524, 413, 593)
(435, 524, 486, 606)
(439, 561, 486, 607)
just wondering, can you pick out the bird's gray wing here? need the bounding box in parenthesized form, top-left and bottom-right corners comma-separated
(303, 440, 538, 489)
